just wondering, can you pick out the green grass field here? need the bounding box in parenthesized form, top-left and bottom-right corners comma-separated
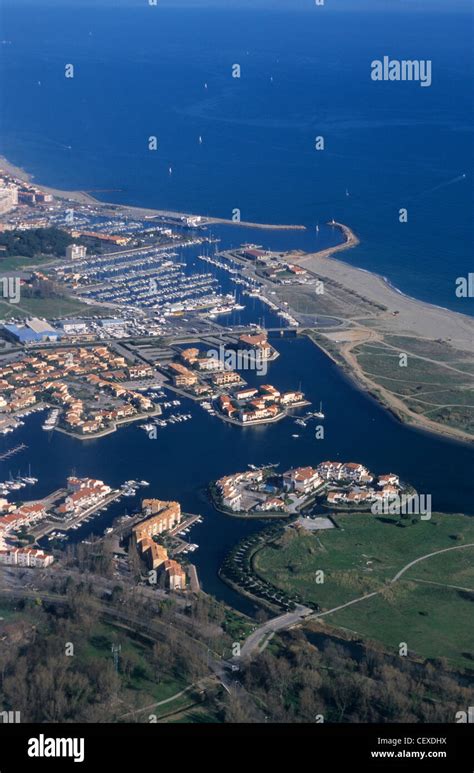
(384, 335, 473, 364)
(328, 583, 474, 669)
(255, 513, 474, 667)
(352, 341, 474, 435)
(0, 295, 104, 320)
(356, 347, 466, 387)
(0, 254, 59, 272)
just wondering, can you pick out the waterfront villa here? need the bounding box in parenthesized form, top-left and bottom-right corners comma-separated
(317, 461, 372, 483)
(283, 466, 323, 494)
(238, 332, 273, 360)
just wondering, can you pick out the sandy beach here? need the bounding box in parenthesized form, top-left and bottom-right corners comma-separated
(285, 238, 474, 444)
(296, 245, 474, 354)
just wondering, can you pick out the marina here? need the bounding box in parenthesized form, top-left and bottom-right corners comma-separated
(56, 238, 247, 319)
(2, 333, 467, 613)
(30, 480, 150, 542)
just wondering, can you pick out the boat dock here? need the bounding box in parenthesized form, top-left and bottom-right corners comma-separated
(62, 489, 124, 532)
(0, 443, 27, 462)
(169, 513, 201, 539)
(31, 488, 124, 541)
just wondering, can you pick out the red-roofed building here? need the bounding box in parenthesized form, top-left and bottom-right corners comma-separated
(163, 559, 186, 590)
(0, 547, 54, 567)
(283, 466, 323, 494)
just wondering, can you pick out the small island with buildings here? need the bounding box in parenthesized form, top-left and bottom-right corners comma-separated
(216, 383, 308, 426)
(161, 335, 307, 426)
(212, 461, 410, 517)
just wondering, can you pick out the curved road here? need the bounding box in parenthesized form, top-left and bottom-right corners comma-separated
(239, 542, 474, 660)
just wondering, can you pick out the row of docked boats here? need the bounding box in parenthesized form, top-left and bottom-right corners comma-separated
(120, 479, 150, 497)
(0, 468, 38, 497)
(139, 413, 192, 432)
(42, 409, 60, 431)
(294, 403, 326, 428)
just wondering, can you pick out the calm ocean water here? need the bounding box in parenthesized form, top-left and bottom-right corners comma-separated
(0, 3, 473, 312)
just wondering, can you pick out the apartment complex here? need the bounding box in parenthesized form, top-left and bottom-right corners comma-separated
(0, 185, 18, 214)
(215, 470, 264, 511)
(132, 499, 186, 589)
(0, 503, 47, 549)
(66, 243, 87, 260)
(56, 477, 112, 518)
(168, 362, 198, 387)
(0, 547, 53, 568)
(0, 345, 156, 436)
(238, 332, 273, 360)
(217, 383, 306, 425)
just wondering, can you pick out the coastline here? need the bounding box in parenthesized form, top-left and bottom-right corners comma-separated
(288, 236, 474, 445)
(303, 331, 474, 446)
(2, 152, 473, 445)
(0, 155, 305, 231)
(294, 246, 474, 347)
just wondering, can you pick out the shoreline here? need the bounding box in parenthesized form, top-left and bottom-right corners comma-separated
(0, 152, 467, 318)
(303, 331, 474, 447)
(0, 155, 305, 231)
(2, 153, 473, 445)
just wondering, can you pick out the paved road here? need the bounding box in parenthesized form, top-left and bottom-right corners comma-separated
(239, 605, 312, 660)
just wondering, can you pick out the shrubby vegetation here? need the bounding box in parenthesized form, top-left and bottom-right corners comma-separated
(0, 228, 77, 259)
(0, 585, 230, 722)
(225, 629, 474, 723)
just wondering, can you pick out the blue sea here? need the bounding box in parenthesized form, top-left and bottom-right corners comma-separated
(0, 1, 473, 312)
